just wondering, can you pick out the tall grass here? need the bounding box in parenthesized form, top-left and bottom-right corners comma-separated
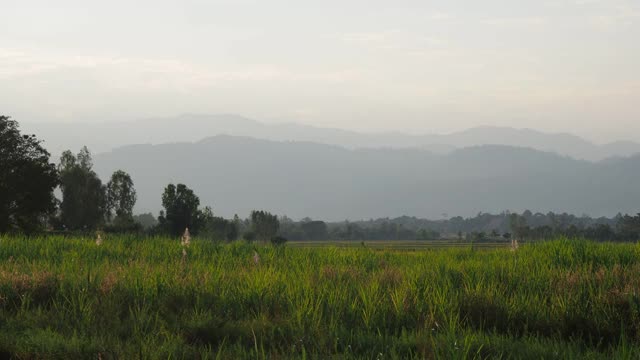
(1, 235, 640, 358)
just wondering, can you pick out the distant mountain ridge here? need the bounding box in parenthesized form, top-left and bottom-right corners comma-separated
(22, 114, 640, 161)
(93, 135, 640, 220)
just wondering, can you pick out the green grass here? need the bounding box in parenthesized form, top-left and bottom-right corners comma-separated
(288, 240, 509, 250)
(1, 235, 640, 359)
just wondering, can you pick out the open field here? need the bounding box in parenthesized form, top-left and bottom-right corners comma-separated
(2, 236, 640, 359)
(287, 240, 511, 250)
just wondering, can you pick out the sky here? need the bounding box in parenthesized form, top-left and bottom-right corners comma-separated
(1, 0, 639, 143)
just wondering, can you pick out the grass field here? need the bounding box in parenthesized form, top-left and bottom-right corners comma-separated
(1, 235, 640, 359)
(287, 240, 510, 250)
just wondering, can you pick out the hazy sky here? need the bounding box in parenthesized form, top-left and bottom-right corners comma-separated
(1, 0, 639, 142)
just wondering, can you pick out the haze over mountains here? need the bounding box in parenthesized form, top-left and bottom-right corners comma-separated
(91, 135, 640, 220)
(23, 114, 640, 162)
(20, 113, 640, 220)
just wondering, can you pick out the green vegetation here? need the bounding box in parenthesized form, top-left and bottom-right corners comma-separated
(2, 236, 640, 358)
(287, 240, 510, 250)
(58, 147, 110, 231)
(0, 116, 58, 234)
(282, 212, 640, 243)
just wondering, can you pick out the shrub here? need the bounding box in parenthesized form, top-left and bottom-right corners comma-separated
(270, 235, 288, 246)
(242, 231, 256, 242)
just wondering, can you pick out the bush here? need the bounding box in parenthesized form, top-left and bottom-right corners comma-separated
(270, 236, 288, 246)
(242, 231, 256, 242)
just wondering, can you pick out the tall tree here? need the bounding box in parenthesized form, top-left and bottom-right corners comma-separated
(301, 220, 328, 240)
(106, 170, 137, 223)
(199, 207, 238, 242)
(158, 183, 202, 236)
(0, 116, 58, 233)
(509, 213, 529, 241)
(58, 147, 107, 231)
(250, 210, 280, 242)
(617, 214, 640, 241)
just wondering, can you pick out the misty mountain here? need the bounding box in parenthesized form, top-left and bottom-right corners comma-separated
(23, 114, 640, 162)
(92, 135, 640, 221)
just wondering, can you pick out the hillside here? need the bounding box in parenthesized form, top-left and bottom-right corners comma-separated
(93, 135, 640, 220)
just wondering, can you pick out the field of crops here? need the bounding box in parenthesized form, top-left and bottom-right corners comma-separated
(288, 240, 511, 250)
(1, 235, 640, 359)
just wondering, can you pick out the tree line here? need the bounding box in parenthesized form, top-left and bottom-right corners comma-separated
(275, 212, 640, 242)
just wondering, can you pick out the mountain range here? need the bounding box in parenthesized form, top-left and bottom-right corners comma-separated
(92, 135, 640, 220)
(22, 114, 640, 162)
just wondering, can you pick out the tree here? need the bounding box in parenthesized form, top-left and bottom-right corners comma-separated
(58, 147, 108, 231)
(509, 213, 529, 241)
(250, 210, 280, 243)
(158, 183, 202, 236)
(270, 236, 288, 246)
(199, 207, 238, 242)
(132, 213, 158, 229)
(301, 220, 328, 240)
(0, 116, 59, 233)
(617, 214, 640, 241)
(233, 214, 243, 233)
(106, 170, 137, 223)
(418, 228, 440, 240)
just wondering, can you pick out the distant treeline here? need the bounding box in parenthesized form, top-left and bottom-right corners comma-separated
(276, 212, 640, 242)
(2, 114, 640, 243)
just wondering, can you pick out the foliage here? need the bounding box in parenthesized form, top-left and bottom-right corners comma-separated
(336, 211, 619, 239)
(158, 183, 202, 236)
(300, 220, 329, 240)
(242, 231, 256, 242)
(250, 210, 279, 242)
(0, 116, 58, 233)
(132, 213, 158, 229)
(106, 170, 137, 223)
(57, 147, 108, 231)
(509, 213, 528, 239)
(618, 214, 640, 240)
(103, 219, 143, 234)
(270, 235, 288, 246)
(2, 236, 640, 358)
(199, 207, 238, 242)
(277, 212, 640, 242)
(283, 218, 442, 241)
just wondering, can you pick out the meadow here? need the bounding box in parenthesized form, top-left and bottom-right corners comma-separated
(1, 236, 640, 359)
(287, 240, 509, 250)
